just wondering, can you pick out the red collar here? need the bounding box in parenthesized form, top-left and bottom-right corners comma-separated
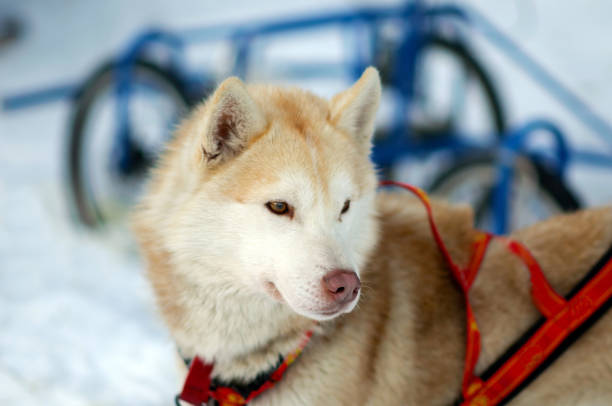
(178, 330, 312, 406)
(383, 181, 612, 406)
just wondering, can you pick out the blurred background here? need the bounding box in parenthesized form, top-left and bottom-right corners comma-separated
(1, 0, 611, 404)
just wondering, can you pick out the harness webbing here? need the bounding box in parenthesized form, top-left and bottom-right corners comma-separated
(178, 331, 312, 406)
(382, 181, 612, 406)
(473, 244, 612, 406)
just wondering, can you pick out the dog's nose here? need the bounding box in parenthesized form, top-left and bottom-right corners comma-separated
(323, 270, 360, 305)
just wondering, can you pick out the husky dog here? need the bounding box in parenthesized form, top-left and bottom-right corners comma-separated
(133, 68, 612, 405)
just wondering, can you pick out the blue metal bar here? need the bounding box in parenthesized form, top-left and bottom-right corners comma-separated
(351, 20, 371, 80)
(3, 28, 186, 112)
(3, 84, 76, 110)
(109, 28, 189, 174)
(372, 130, 490, 167)
(422, 4, 468, 21)
(493, 154, 512, 235)
(492, 118, 572, 234)
(496, 119, 570, 179)
(113, 59, 133, 175)
(571, 150, 612, 168)
(0, 2, 465, 113)
(264, 62, 349, 80)
(177, 4, 411, 44)
(462, 5, 612, 141)
(231, 37, 251, 78)
(504, 119, 570, 175)
(117, 28, 185, 66)
(178, 0, 466, 44)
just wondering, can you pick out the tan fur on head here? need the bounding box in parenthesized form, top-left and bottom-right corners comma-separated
(133, 67, 612, 405)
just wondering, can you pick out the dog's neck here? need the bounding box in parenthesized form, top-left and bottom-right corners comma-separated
(167, 273, 319, 383)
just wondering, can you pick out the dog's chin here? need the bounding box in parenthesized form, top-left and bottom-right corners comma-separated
(263, 281, 360, 321)
(287, 294, 361, 322)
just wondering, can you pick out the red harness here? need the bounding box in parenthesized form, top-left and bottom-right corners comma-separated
(178, 181, 612, 406)
(178, 331, 312, 406)
(382, 181, 612, 406)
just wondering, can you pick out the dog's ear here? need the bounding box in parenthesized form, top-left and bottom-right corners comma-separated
(330, 67, 381, 146)
(199, 77, 267, 166)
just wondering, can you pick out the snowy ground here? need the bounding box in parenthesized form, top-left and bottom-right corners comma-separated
(1, 1, 611, 405)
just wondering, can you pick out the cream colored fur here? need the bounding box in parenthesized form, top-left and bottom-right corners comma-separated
(133, 68, 612, 405)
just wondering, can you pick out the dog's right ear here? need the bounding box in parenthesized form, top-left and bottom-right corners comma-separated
(330, 67, 381, 147)
(198, 77, 267, 166)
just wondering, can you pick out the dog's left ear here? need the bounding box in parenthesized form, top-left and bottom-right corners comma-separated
(330, 67, 381, 146)
(199, 77, 267, 166)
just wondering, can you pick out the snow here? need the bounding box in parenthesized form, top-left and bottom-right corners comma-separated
(1, 1, 611, 404)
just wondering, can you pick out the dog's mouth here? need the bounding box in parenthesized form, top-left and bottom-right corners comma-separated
(264, 280, 359, 320)
(318, 308, 343, 317)
(305, 303, 356, 320)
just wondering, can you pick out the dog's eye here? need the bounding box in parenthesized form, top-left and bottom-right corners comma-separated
(266, 201, 290, 216)
(340, 199, 351, 215)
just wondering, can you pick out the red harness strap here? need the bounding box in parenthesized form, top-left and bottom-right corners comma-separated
(178, 330, 312, 406)
(469, 243, 612, 406)
(380, 181, 492, 398)
(383, 181, 612, 406)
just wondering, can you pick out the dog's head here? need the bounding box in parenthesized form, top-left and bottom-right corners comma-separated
(162, 68, 381, 321)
